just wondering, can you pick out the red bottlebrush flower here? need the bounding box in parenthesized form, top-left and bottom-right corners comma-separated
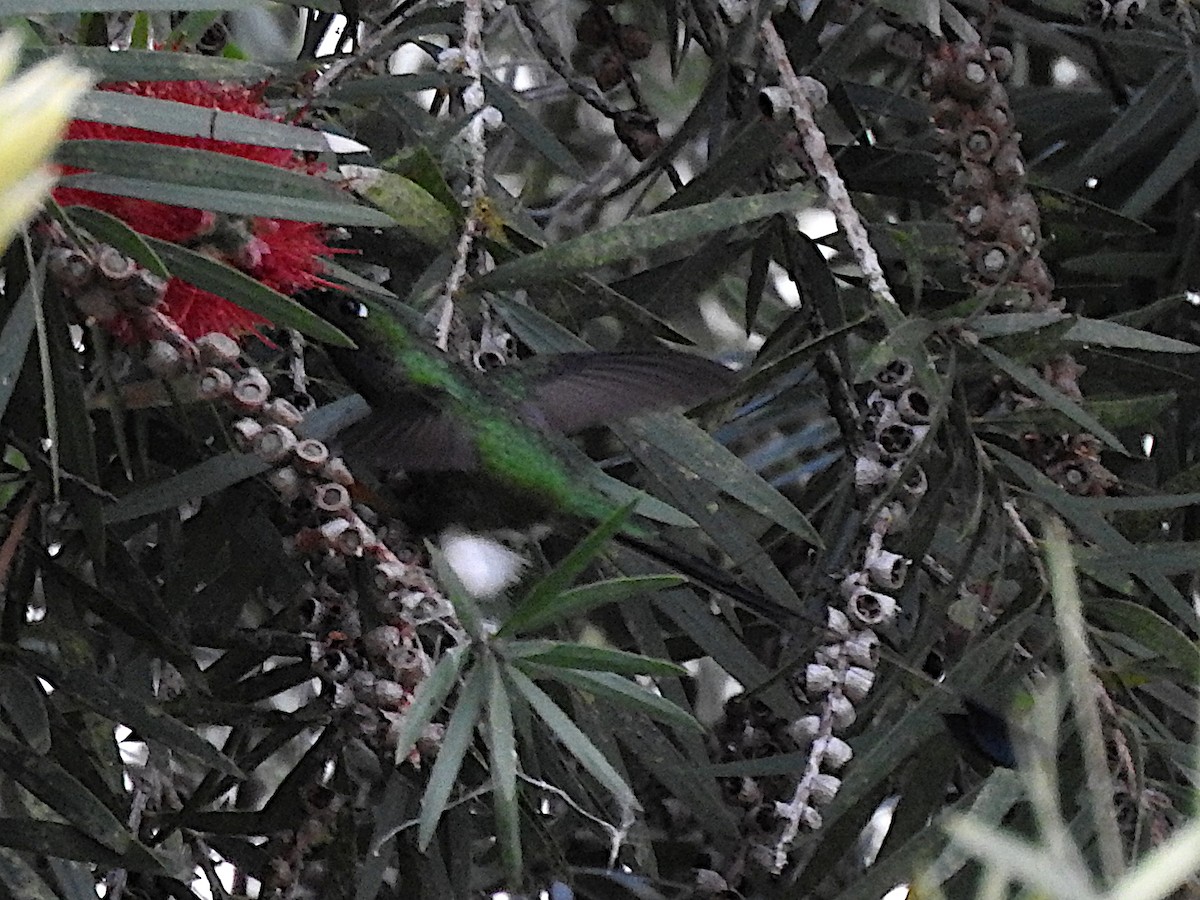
(53, 80, 334, 342)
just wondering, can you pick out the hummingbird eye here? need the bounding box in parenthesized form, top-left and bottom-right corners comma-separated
(334, 298, 368, 319)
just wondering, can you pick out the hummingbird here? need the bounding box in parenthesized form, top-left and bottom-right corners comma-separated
(307, 294, 737, 536)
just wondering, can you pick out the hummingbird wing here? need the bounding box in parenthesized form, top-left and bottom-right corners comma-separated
(338, 392, 480, 471)
(504, 351, 735, 434)
(339, 351, 733, 472)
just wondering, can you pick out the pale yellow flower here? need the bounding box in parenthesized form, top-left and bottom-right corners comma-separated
(0, 33, 91, 252)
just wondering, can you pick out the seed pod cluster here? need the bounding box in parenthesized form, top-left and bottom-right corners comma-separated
(924, 42, 1056, 313)
(575, 2, 653, 92)
(1085, 0, 1146, 28)
(45, 240, 195, 365)
(762, 363, 920, 856)
(571, 2, 664, 160)
(924, 41, 1120, 497)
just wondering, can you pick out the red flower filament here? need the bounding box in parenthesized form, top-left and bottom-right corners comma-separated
(54, 80, 335, 342)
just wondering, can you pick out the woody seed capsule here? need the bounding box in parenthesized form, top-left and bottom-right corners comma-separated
(196, 332, 241, 366)
(314, 482, 351, 513)
(294, 438, 330, 471)
(253, 424, 297, 463)
(232, 369, 270, 411)
(145, 340, 184, 377)
(198, 367, 233, 399)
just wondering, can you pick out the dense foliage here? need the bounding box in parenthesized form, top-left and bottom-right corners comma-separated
(2, 1, 1200, 898)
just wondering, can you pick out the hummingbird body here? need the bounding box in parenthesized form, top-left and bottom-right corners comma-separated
(313, 296, 735, 529)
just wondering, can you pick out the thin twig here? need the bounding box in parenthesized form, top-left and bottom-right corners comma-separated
(433, 0, 492, 349)
(759, 20, 897, 310)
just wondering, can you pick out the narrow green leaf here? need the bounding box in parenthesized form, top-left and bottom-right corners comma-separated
(0, 849, 57, 900)
(64, 206, 167, 278)
(1080, 542, 1200, 581)
(42, 284, 105, 562)
(504, 665, 638, 811)
(518, 642, 686, 677)
(605, 705, 740, 840)
(0, 665, 50, 754)
(10, 651, 241, 777)
(0, 820, 172, 876)
(624, 413, 823, 547)
(74, 89, 330, 151)
(1083, 393, 1176, 430)
(653, 591, 802, 719)
(987, 445, 1200, 630)
(522, 664, 703, 733)
(500, 575, 682, 635)
(4, 0, 268, 10)
(1123, 114, 1200, 218)
(22, 47, 275, 82)
(1031, 184, 1154, 235)
(974, 342, 1127, 453)
(970, 311, 1070, 338)
(58, 139, 350, 203)
(1061, 251, 1174, 280)
(392, 644, 470, 766)
(1066, 491, 1200, 512)
(1065, 317, 1200, 353)
(483, 75, 584, 178)
(484, 656, 521, 883)
(103, 453, 264, 524)
(145, 238, 354, 346)
(977, 311, 1200, 354)
(499, 503, 635, 637)
(1089, 598, 1200, 678)
(0, 273, 38, 422)
(0, 734, 131, 853)
(586, 468, 697, 526)
(417, 664, 488, 850)
(57, 171, 394, 227)
(351, 167, 458, 248)
(475, 188, 809, 289)
(318, 258, 399, 302)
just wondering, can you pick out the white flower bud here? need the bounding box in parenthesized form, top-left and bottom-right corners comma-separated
(808, 772, 841, 805)
(815, 643, 843, 666)
(828, 693, 856, 729)
(787, 715, 822, 745)
(825, 607, 851, 638)
(806, 663, 835, 694)
(845, 631, 879, 667)
(813, 734, 852, 768)
(462, 82, 485, 110)
(478, 105, 503, 129)
(843, 666, 875, 702)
